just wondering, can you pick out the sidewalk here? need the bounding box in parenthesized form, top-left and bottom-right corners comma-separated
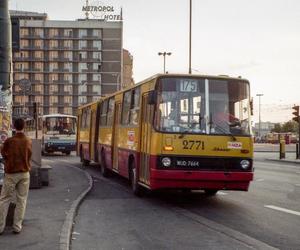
(0, 159, 91, 250)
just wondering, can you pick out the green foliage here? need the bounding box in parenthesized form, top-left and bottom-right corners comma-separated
(271, 120, 299, 133)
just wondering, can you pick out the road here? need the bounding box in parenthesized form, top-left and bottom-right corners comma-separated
(59, 154, 300, 250)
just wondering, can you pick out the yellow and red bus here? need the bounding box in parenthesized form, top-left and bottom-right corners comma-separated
(77, 74, 254, 195)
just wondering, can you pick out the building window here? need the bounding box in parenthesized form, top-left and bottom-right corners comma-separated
(49, 74, 58, 83)
(49, 51, 58, 59)
(50, 96, 58, 103)
(93, 29, 101, 37)
(20, 28, 29, 36)
(64, 40, 72, 48)
(64, 74, 72, 82)
(79, 51, 87, 60)
(92, 85, 101, 94)
(49, 40, 58, 48)
(64, 107, 72, 114)
(64, 85, 72, 93)
(34, 40, 43, 48)
(34, 51, 43, 59)
(64, 63, 72, 71)
(78, 74, 87, 84)
(49, 29, 59, 37)
(79, 29, 87, 37)
(64, 51, 72, 60)
(20, 40, 29, 48)
(34, 28, 44, 37)
(79, 40, 87, 49)
(92, 74, 101, 82)
(15, 73, 29, 80)
(35, 85, 43, 92)
(78, 84, 87, 95)
(93, 52, 102, 61)
(64, 29, 72, 37)
(49, 107, 58, 114)
(64, 96, 72, 104)
(79, 63, 88, 72)
(34, 74, 43, 81)
(35, 95, 43, 104)
(49, 84, 58, 94)
(34, 62, 43, 71)
(78, 96, 87, 105)
(93, 40, 101, 49)
(49, 62, 58, 72)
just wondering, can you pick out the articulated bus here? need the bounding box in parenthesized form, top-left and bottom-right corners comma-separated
(77, 74, 254, 195)
(24, 114, 77, 155)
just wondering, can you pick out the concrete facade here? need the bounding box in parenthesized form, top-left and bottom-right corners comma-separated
(11, 11, 122, 116)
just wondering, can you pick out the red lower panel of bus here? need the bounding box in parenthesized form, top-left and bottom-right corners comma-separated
(149, 169, 253, 191)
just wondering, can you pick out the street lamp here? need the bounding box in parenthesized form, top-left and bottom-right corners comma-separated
(189, 0, 192, 74)
(158, 52, 172, 74)
(256, 93, 264, 138)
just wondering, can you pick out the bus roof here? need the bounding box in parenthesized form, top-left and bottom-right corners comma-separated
(42, 114, 77, 119)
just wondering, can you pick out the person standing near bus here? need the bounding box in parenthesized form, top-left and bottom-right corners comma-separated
(0, 118, 32, 234)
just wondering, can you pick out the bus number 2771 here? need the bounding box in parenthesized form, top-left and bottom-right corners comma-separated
(182, 140, 205, 150)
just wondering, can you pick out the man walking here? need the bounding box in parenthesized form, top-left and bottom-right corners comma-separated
(0, 118, 32, 234)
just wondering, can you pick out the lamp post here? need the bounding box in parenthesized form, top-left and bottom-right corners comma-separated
(256, 93, 263, 138)
(189, 0, 192, 74)
(158, 52, 172, 74)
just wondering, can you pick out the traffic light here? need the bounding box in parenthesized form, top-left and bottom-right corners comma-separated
(292, 105, 299, 123)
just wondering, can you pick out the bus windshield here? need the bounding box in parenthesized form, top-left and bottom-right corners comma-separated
(155, 77, 251, 136)
(45, 117, 76, 135)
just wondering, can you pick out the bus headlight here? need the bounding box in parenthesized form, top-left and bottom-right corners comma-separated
(162, 157, 171, 167)
(240, 160, 250, 170)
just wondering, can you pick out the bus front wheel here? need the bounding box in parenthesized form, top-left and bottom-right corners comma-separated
(130, 162, 143, 196)
(100, 151, 110, 177)
(204, 189, 218, 196)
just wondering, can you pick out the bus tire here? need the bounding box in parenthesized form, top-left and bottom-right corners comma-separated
(204, 189, 218, 196)
(129, 161, 143, 196)
(100, 151, 110, 177)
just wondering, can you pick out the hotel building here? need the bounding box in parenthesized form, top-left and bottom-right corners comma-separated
(10, 10, 128, 116)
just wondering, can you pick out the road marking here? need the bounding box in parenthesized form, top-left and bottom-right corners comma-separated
(218, 191, 228, 195)
(295, 184, 300, 187)
(264, 205, 300, 216)
(255, 178, 265, 182)
(42, 159, 55, 163)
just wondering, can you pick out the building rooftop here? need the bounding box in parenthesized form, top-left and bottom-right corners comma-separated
(10, 10, 48, 20)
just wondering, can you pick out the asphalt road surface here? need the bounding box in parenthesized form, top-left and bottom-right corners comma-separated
(60, 155, 300, 250)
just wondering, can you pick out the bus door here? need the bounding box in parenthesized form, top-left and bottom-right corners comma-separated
(112, 102, 121, 171)
(139, 94, 152, 185)
(90, 109, 97, 161)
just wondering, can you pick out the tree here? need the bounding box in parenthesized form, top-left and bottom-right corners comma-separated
(271, 120, 299, 133)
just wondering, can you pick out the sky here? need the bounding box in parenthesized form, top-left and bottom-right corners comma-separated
(8, 0, 300, 123)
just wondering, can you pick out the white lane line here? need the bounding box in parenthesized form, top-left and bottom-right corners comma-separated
(264, 205, 300, 216)
(295, 184, 300, 187)
(42, 159, 55, 163)
(218, 191, 228, 195)
(255, 178, 265, 182)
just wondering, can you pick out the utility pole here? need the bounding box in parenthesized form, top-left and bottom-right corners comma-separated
(188, 0, 192, 74)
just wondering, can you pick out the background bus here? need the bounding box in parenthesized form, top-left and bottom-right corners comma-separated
(77, 74, 254, 195)
(24, 114, 77, 155)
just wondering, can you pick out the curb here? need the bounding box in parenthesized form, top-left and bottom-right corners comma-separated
(59, 165, 93, 250)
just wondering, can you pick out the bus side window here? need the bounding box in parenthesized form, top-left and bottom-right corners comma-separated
(107, 98, 115, 126)
(129, 87, 140, 126)
(100, 100, 108, 126)
(121, 90, 131, 125)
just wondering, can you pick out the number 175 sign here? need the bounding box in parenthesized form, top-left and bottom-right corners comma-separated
(180, 80, 198, 92)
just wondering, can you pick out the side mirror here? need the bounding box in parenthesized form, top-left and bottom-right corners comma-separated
(148, 90, 157, 105)
(250, 98, 254, 116)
